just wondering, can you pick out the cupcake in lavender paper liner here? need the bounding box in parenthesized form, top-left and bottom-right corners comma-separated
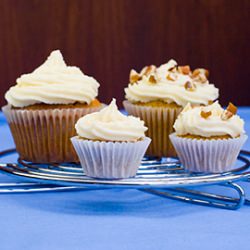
(123, 59, 219, 157)
(71, 99, 151, 179)
(2, 50, 104, 163)
(169, 102, 247, 173)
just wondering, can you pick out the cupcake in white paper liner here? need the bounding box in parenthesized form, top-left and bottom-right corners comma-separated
(2, 104, 103, 163)
(170, 133, 247, 173)
(170, 102, 247, 173)
(71, 99, 151, 179)
(123, 100, 182, 157)
(123, 59, 219, 157)
(71, 137, 150, 179)
(2, 50, 103, 163)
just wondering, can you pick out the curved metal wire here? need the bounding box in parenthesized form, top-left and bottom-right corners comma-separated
(0, 149, 249, 188)
(141, 182, 245, 210)
(0, 148, 250, 210)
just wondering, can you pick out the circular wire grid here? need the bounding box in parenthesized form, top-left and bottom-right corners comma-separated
(0, 149, 249, 188)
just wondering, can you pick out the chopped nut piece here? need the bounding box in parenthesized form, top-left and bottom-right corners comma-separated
(192, 74, 207, 84)
(140, 65, 156, 76)
(208, 100, 214, 105)
(221, 102, 238, 121)
(227, 102, 237, 114)
(200, 110, 212, 119)
(199, 74, 208, 83)
(221, 111, 234, 121)
(178, 65, 191, 75)
(184, 81, 196, 91)
(192, 68, 209, 83)
(192, 68, 209, 78)
(148, 75, 157, 84)
(192, 69, 200, 78)
(166, 73, 177, 81)
(129, 69, 141, 84)
(202, 68, 209, 78)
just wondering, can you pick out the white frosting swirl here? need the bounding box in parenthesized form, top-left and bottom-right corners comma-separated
(5, 50, 100, 107)
(75, 99, 148, 142)
(125, 59, 219, 107)
(174, 102, 245, 138)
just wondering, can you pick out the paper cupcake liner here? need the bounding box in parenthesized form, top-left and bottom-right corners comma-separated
(2, 104, 104, 163)
(71, 137, 151, 179)
(123, 101, 182, 157)
(169, 133, 248, 173)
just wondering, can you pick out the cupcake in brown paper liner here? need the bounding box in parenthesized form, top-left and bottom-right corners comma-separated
(71, 99, 151, 179)
(2, 50, 104, 163)
(124, 59, 219, 157)
(170, 102, 247, 173)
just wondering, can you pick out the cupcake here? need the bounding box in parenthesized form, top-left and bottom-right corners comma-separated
(2, 50, 103, 163)
(123, 59, 219, 157)
(71, 99, 151, 179)
(170, 102, 247, 173)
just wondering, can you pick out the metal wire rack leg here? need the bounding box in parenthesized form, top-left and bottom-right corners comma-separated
(140, 182, 245, 210)
(238, 150, 250, 205)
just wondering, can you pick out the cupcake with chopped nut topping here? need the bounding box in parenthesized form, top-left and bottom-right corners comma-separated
(71, 99, 151, 179)
(170, 102, 247, 173)
(2, 50, 103, 163)
(123, 59, 219, 157)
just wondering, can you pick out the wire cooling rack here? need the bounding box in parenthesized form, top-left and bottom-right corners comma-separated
(0, 148, 250, 210)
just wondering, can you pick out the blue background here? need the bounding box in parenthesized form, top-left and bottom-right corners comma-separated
(0, 109, 250, 250)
